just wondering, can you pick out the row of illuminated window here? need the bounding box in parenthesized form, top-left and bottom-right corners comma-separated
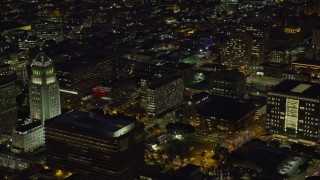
(212, 81, 234, 85)
(300, 107, 316, 111)
(47, 131, 119, 149)
(303, 111, 315, 116)
(212, 88, 231, 92)
(268, 129, 280, 134)
(269, 113, 317, 120)
(267, 119, 320, 127)
(297, 129, 318, 134)
(266, 123, 281, 127)
(49, 135, 118, 153)
(268, 102, 282, 105)
(300, 133, 318, 138)
(299, 123, 319, 129)
(32, 78, 42, 85)
(303, 116, 319, 121)
(268, 97, 281, 101)
(303, 103, 316, 107)
(268, 115, 285, 119)
(269, 110, 284, 115)
(49, 129, 121, 145)
(46, 77, 56, 84)
(267, 119, 281, 123)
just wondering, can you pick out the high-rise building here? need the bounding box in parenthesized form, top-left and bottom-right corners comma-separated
(55, 51, 116, 107)
(240, 20, 270, 65)
(146, 75, 184, 117)
(269, 27, 299, 50)
(45, 111, 145, 180)
(29, 52, 61, 123)
(266, 80, 320, 143)
(221, 34, 252, 69)
(0, 73, 17, 134)
(270, 48, 290, 64)
(32, 19, 63, 42)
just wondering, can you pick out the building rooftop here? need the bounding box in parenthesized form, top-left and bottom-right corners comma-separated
(45, 111, 137, 138)
(230, 141, 292, 174)
(99, 77, 135, 88)
(186, 79, 210, 91)
(148, 74, 182, 90)
(15, 121, 42, 133)
(292, 58, 320, 66)
(211, 70, 246, 81)
(55, 50, 116, 72)
(0, 73, 16, 86)
(0, 144, 45, 164)
(260, 62, 289, 69)
(162, 62, 194, 71)
(196, 96, 254, 122)
(269, 79, 320, 100)
(32, 52, 53, 67)
(199, 63, 228, 71)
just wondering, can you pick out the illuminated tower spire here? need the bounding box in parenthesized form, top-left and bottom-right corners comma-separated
(29, 52, 61, 123)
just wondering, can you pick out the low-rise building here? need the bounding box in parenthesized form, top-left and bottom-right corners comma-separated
(209, 70, 246, 99)
(12, 121, 44, 153)
(194, 96, 255, 132)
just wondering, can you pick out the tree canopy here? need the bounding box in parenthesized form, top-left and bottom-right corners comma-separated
(165, 123, 195, 134)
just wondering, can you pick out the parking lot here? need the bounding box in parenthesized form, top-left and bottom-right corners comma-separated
(278, 156, 308, 177)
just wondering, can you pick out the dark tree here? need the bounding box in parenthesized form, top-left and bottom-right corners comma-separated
(165, 123, 195, 134)
(269, 140, 280, 147)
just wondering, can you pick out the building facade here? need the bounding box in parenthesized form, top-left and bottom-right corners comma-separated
(221, 34, 252, 69)
(146, 75, 184, 116)
(45, 111, 145, 180)
(55, 52, 116, 107)
(0, 73, 17, 134)
(210, 70, 246, 99)
(266, 80, 320, 143)
(195, 96, 255, 132)
(29, 52, 61, 123)
(270, 48, 290, 64)
(12, 121, 44, 153)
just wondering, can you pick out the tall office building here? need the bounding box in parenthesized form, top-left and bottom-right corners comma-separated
(240, 20, 269, 65)
(0, 73, 17, 134)
(221, 34, 252, 69)
(270, 48, 290, 63)
(45, 111, 145, 180)
(29, 52, 61, 123)
(266, 80, 320, 143)
(146, 75, 184, 117)
(55, 51, 115, 107)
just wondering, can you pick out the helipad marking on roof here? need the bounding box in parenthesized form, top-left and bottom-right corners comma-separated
(291, 84, 311, 93)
